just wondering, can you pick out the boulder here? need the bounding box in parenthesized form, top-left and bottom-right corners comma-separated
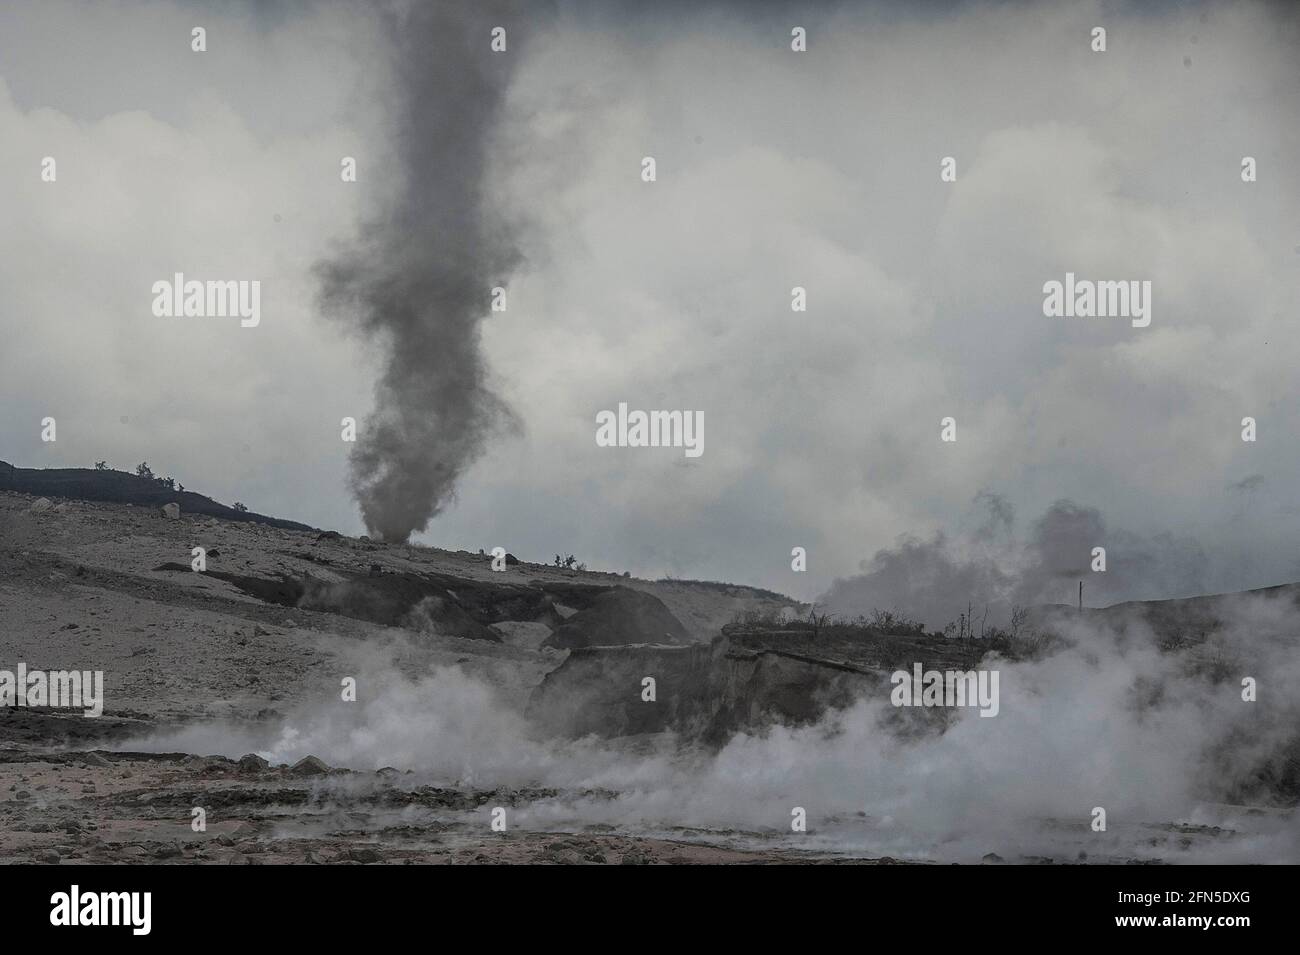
(541, 586, 690, 650)
(289, 755, 330, 776)
(28, 497, 53, 513)
(530, 626, 984, 742)
(160, 502, 180, 519)
(529, 643, 711, 738)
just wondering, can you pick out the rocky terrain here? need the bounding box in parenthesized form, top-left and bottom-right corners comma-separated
(1, 482, 873, 865)
(2, 474, 1297, 864)
(529, 624, 986, 741)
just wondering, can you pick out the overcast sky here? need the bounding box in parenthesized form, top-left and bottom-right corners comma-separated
(3, 0, 1298, 607)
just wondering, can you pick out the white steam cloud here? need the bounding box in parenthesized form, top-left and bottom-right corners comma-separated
(130, 595, 1300, 863)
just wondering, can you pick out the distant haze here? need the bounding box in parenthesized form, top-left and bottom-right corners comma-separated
(1, 0, 1297, 606)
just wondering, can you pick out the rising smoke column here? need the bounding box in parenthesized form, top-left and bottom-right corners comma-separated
(819, 496, 1210, 630)
(317, 1, 524, 541)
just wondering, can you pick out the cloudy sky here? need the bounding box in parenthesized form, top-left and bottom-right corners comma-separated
(3, 0, 1298, 609)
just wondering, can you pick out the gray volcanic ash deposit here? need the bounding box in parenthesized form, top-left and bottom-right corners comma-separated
(3, 485, 1297, 864)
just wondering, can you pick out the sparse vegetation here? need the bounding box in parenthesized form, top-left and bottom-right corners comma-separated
(94, 460, 108, 470)
(550, 554, 588, 572)
(131, 461, 184, 491)
(729, 607, 794, 628)
(807, 605, 831, 638)
(942, 602, 992, 641)
(232, 502, 248, 513)
(727, 602, 1059, 662)
(950, 605, 1059, 661)
(864, 608, 927, 636)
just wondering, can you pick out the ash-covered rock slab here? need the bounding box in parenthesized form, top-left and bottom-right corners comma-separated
(541, 586, 690, 650)
(530, 622, 990, 742)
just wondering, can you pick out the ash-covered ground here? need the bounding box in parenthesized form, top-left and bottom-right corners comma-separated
(2, 485, 1296, 864)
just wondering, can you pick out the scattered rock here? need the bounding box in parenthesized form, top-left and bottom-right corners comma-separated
(160, 502, 180, 519)
(346, 847, 381, 864)
(542, 844, 585, 865)
(35, 849, 61, 864)
(316, 531, 342, 541)
(80, 752, 111, 768)
(28, 497, 53, 513)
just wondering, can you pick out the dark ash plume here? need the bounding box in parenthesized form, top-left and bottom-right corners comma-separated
(820, 496, 1209, 630)
(316, 2, 524, 542)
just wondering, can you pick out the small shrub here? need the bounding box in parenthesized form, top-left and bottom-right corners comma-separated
(866, 608, 927, 636)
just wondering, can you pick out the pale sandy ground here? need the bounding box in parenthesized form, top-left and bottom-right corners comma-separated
(2, 491, 856, 865)
(3, 748, 892, 865)
(6, 492, 1280, 865)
